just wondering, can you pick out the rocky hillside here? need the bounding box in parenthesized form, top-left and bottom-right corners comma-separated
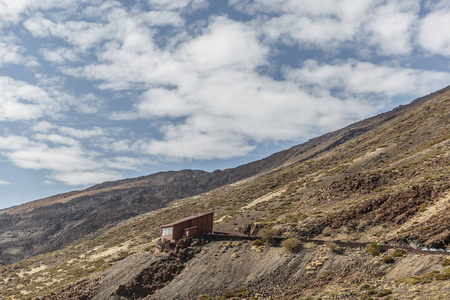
(0, 86, 449, 299)
(1, 85, 438, 267)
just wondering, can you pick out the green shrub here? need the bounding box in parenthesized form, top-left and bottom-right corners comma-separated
(382, 255, 395, 264)
(376, 289, 392, 297)
(260, 229, 278, 245)
(394, 269, 449, 284)
(304, 242, 317, 249)
(365, 243, 385, 256)
(359, 283, 372, 291)
(110, 251, 129, 262)
(435, 268, 450, 280)
(442, 258, 450, 267)
(324, 241, 341, 253)
(197, 295, 211, 300)
(222, 291, 237, 298)
(317, 270, 332, 279)
(237, 286, 249, 296)
(367, 289, 377, 295)
(281, 238, 302, 252)
(252, 239, 264, 246)
(392, 248, 407, 257)
(418, 201, 429, 212)
(391, 248, 403, 256)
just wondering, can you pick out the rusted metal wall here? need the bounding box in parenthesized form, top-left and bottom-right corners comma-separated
(162, 212, 214, 242)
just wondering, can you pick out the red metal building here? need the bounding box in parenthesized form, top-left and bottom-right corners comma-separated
(160, 211, 214, 243)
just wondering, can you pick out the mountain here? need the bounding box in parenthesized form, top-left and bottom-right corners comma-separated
(0, 85, 429, 267)
(0, 86, 449, 299)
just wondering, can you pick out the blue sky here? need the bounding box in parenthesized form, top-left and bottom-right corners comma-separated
(1, 0, 450, 209)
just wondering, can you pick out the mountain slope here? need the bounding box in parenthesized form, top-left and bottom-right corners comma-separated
(0, 86, 449, 299)
(2, 87, 443, 267)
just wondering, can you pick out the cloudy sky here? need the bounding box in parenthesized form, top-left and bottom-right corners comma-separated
(1, 0, 450, 209)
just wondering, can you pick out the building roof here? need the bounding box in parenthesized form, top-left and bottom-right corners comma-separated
(160, 211, 214, 228)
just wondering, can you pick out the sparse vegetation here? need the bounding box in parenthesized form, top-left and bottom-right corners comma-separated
(365, 243, 385, 257)
(392, 248, 407, 257)
(395, 268, 450, 285)
(359, 283, 372, 291)
(260, 228, 278, 245)
(281, 238, 302, 252)
(376, 289, 392, 297)
(222, 291, 237, 298)
(324, 241, 341, 253)
(304, 242, 318, 249)
(252, 239, 264, 246)
(317, 270, 332, 279)
(382, 255, 395, 264)
(237, 286, 249, 297)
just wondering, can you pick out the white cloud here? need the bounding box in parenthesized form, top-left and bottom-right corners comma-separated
(142, 10, 185, 27)
(231, 0, 373, 48)
(147, 0, 207, 11)
(58, 126, 105, 139)
(105, 156, 147, 171)
(40, 47, 80, 64)
(0, 32, 38, 67)
(62, 15, 268, 92)
(44, 7, 438, 161)
(0, 38, 25, 66)
(34, 133, 78, 146)
(5, 143, 98, 172)
(286, 60, 450, 98)
(141, 126, 255, 160)
(0, 134, 121, 186)
(0, 180, 10, 185)
(0, 76, 56, 121)
(0, 0, 35, 25)
(24, 13, 115, 51)
(51, 171, 121, 186)
(84, 15, 375, 160)
(231, 0, 421, 55)
(364, 1, 419, 55)
(127, 68, 375, 160)
(0, 0, 97, 27)
(418, 9, 450, 57)
(0, 76, 94, 122)
(137, 88, 193, 118)
(179, 17, 268, 72)
(32, 121, 57, 133)
(1, 0, 450, 188)
(423, 0, 450, 11)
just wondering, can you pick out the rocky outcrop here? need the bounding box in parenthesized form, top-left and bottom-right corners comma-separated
(115, 238, 203, 299)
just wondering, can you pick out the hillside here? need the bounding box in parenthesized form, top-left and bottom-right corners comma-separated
(0, 86, 449, 299)
(0, 84, 433, 267)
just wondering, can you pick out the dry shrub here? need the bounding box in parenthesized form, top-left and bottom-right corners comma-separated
(260, 228, 278, 245)
(392, 248, 407, 257)
(324, 241, 340, 253)
(281, 238, 302, 252)
(304, 242, 318, 249)
(442, 258, 450, 267)
(365, 243, 385, 256)
(382, 255, 395, 264)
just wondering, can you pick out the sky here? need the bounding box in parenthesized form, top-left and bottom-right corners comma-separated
(1, 0, 450, 209)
